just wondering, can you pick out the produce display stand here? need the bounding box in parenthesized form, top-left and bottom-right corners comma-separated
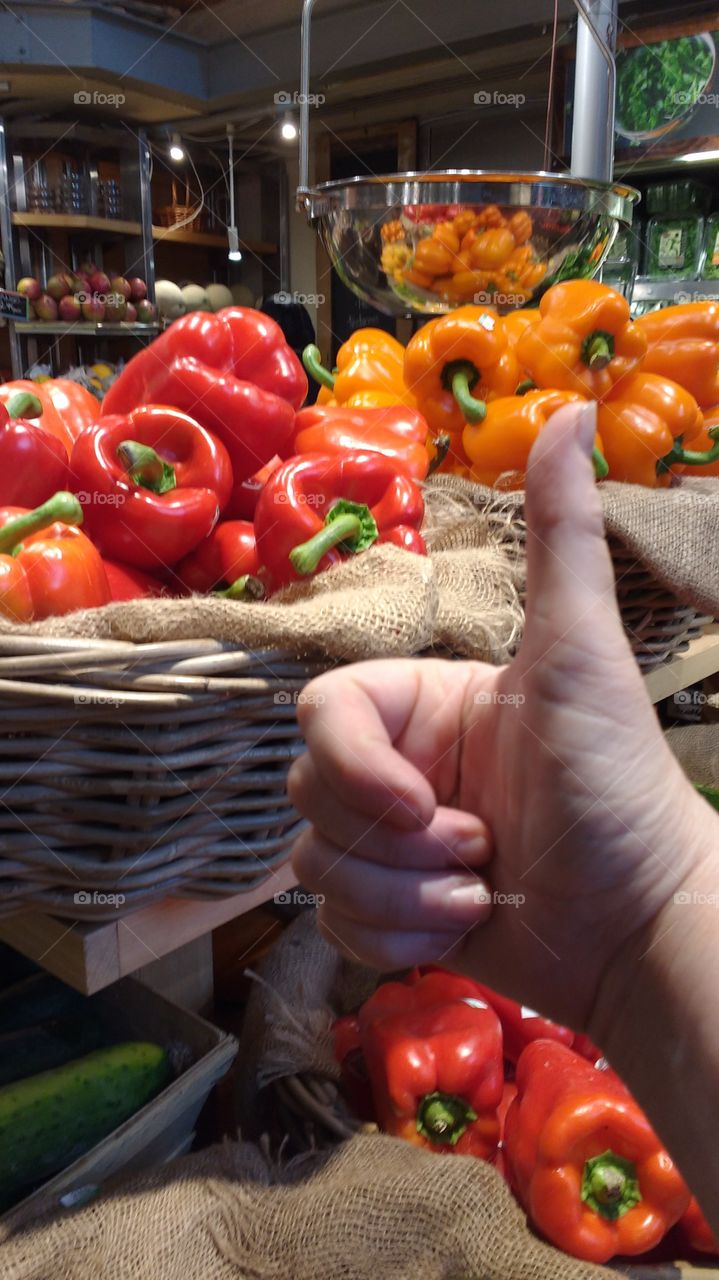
(0, 861, 297, 997)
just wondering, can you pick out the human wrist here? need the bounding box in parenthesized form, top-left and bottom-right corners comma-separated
(590, 785, 719, 1073)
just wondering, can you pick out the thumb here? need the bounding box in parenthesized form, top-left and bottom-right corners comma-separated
(520, 401, 626, 668)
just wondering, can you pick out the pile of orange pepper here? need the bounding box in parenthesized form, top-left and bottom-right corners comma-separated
(380, 205, 548, 306)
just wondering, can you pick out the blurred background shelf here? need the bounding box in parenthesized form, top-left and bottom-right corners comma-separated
(151, 225, 277, 255)
(14, 321, 159, 336)
(11, 212, 143, 237)
(632, 277, 719, 303)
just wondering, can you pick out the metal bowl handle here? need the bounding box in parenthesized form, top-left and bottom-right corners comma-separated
(298, 0, 318, 207)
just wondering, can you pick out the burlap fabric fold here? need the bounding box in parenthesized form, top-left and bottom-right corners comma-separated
(0, 1130, 618, 1280)
(667, 723, 719, 787)
(0, 474, 715, 661)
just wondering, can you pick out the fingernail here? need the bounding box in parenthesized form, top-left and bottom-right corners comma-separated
(454, 834, 489, 863)
(449, 881, 491, 910)
(575, 401, 597, 454)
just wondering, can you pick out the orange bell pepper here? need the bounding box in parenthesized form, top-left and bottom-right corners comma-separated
(0, 491, 110, 622)
(508, 210, 533, 244)
(635, 302, 719, 407)
(462, 389, 604, 489)
(404, 306, 520, 434)
(469, 227, 516, 271)
(598, 373, 707, 487)
(640, 339, 719, 409)
(516, 280, 647, 399)
(0, 378, 98, 458)
(504, 1041, 690, 1264)
(303, 331, 416, 408)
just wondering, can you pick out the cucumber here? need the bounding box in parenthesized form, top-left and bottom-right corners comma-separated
(0, 1041, 169, 1207)
(0, 976, 86, 1035)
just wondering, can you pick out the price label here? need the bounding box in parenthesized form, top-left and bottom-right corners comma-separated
(0, 290, 29, 321)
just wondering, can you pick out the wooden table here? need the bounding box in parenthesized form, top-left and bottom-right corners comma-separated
(2, 626, 719, 998)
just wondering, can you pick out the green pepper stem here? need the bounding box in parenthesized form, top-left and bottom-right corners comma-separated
(581, 1150, 641, 1221)
(427, 434, 450, 476)
(302, 344, 336, 391)
(515, 379, 536, 396)
(416, 1091, 478, 1146)
(4, 391, 43, 420)
(659, 424, 719, 472)
(592, 446, 609, 480)
(215, 574, 265, 601)
(117, 440, 177, 495)
(582, 330, 615, 370)
(0, 490, 83, 554)
(290, 512, 363, 576)
(449, 367, 487, 424)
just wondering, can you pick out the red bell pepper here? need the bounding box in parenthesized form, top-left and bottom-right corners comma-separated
(494, 1080, 518, 1181)
(680, 1198, 719, 1255)
(103, 559, 167, 602)
(333, 1013, 376, 1124)
(103, 308, 307, 413)
(357, 970, 503, 1159)
(174, 520, 260, 595)
(132, 357, 296, 489)
(254, 451, 426, 590)
(0, 391, 69, 506)
(466, 983, 576, 1063)
(71, 405, 232, 570)
(101, 307, 304, 485)
(504, 1041, 690, 1262)
(224, 456, 282, 520)
(290, 403, 438, 481)
(0, 492, 110, 621)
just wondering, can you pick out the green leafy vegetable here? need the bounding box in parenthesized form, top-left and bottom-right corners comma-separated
(616, 35, 713, 135)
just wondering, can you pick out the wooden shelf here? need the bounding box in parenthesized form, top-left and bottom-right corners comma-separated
(152, 225, 277, 255)
(0, 863, 297, 995)
(645, 624, 719, 705)
(11, 212, 143, 236)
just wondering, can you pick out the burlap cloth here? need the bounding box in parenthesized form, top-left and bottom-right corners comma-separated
(0, 476, 715, 662)
(667, 723, 719, 787)
(0, 1130, 618, 1280)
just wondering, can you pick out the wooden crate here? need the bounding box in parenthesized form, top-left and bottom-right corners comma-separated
(0, 974, 237, 1227)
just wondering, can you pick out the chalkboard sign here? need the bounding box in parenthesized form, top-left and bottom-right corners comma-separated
(0, 290, 29, 321)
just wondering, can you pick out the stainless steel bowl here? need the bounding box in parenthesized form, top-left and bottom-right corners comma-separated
(302, 171, 639, 317)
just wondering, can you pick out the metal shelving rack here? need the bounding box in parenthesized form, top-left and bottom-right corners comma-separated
(0, 122, 156, 378)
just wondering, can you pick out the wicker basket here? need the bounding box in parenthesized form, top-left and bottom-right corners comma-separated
(0, 636, 328, 920)
(154, 179, 204, 231)
(610, 539, 712, 668)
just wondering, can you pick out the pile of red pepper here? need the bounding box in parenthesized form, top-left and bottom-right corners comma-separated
(0, 308, 431, 623)
(333, 966, 715, 1264)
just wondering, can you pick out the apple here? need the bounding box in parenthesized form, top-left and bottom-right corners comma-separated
(89, 270, 111, 297)
(104, 293, 127, 322)
(128, 277, 147, 301)
(46, 273, 75, 302)
(16, 277, 42, 302)
(58, 294, 82, 323)
(109, 276, 131, 301)
(136, 299, 156, 324)
(78, 260, 96, 278)
(125, 302, 137, 323)
(82, 297, 106, 323)
(35, 294, 59, 322)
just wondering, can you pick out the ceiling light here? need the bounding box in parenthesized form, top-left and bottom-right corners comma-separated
(169, 132, 185, 162)
(281, 117, 298, 141)
(227, 226, 242, 261)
